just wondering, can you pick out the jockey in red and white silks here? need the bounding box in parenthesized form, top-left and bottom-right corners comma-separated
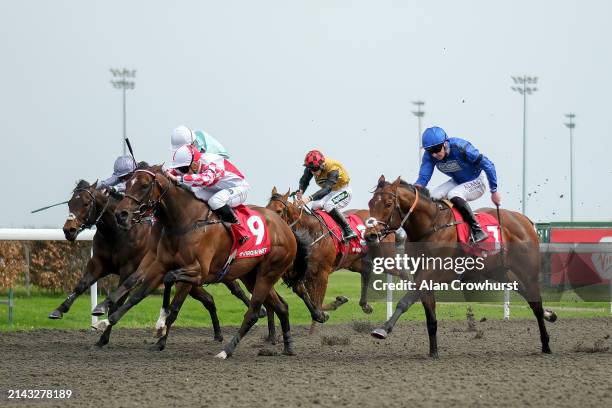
(166, 144, 250, 243)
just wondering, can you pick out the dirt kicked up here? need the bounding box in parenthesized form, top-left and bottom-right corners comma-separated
(1, 317, 612, 408)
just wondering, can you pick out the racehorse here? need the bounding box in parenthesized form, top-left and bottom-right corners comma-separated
(108, 166, 309, 358)
(364, 175, 557, 357)
(56, 179, 256, 346)
(267, 187, 377, 333)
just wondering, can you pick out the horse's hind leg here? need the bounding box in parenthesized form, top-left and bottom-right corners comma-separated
(265, 288, 295, 356)
(421, 291, 438, 359)
(152, 282, 191, 352)
(189, 286, 223, 342)
(514, 280, 551, 353)
(216, 275, 274, 359)
(224, 280, 267, 318)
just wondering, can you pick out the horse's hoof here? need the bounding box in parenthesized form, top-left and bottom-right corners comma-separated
(336, 296, 349, 305)
(542, 347, 552, 354)
(258, 308, 268, 318)
(264, 335, 277, 345)
(91, 319, 110, 332)
(313, 311, 329, 324)
(429, 351, 439, 359)
(215, 350, 229, 359)
(150, 343, 165, 352)
(94, 340, 107, 349)
(48, 310, 63, 319)
(371, 328, 388, 340)
(544, 309, 557, 323)
(91, 305, 107, 316)
(282, 348, 296, 356)
(214, 334, 224, 342)
(154, 326, 167, 338)
(361, 303, 374, 314)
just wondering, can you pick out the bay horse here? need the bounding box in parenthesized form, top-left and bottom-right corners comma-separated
(56, 179, 256, 346)
(108, 166, 308, 358)
(364, 175, 556, 357)
(267, 187, 377, 333)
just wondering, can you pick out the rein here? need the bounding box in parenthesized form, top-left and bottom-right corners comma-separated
(124, 169, 169, 224)
(367, 185, 460, 241)
(270, 194, 304, 229)
(70, 187, 111, 232)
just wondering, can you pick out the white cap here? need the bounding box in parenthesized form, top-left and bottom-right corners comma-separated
(170, 144, 194, 168)
(171, 126, 194, 149)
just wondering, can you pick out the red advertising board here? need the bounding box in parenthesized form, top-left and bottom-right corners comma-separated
(550, 228, 612, 285)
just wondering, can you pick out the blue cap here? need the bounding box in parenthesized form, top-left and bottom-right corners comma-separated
(422, 126, 448, 149)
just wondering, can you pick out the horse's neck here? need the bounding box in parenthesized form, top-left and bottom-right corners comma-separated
(291, 205, 325, 232)
(402, 193, 441, 240)
(94, 193, 117, 234)
(158, 184, 209, 228)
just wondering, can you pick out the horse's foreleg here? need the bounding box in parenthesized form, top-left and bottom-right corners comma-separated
(293, 281, 328, 324)
(94, 291, 128, 348)
(420, 291, 438, 358)
(371, 289, 421, 340)
(92, 271, 142, 316)
(152, 282, 191, 351)
(359, 258, 374, 314)
(188, 286, 223, 342)
(50, 257, 106, 319)
(107, 263, 165, 326)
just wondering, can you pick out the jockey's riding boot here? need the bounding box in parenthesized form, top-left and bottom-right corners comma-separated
(450, 197, 488, 243)
(214, 205, 250, 245)
(329, 208, 358, 243)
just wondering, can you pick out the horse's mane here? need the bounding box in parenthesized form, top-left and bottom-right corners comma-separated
(375, 177, 432, 200)
(146, 164, 204, 202)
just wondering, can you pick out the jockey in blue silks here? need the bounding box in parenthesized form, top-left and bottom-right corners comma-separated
(414, 126, 502, 243)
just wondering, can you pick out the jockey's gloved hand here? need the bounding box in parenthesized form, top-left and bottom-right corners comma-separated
(491, 191, 502, 206)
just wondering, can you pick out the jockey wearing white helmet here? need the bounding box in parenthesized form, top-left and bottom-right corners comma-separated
(170, 125, 230, 158)
(166, 144, 251, 244)
(98, 155, 136, 193)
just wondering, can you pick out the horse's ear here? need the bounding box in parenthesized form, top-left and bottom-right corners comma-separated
(92, 179, 98, 189)
(391, 177, 401, 190)
(284, 189, 291, 198)
(377, 174, 386, 187)
(272, 186, 278, 195)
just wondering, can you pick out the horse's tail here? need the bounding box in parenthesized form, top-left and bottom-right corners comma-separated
(284, 228, 312, 288)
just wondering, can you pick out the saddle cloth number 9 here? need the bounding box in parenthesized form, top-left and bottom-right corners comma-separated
(247, 215, 265, 245)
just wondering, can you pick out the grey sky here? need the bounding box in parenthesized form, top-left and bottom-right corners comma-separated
(1, 0, 610, 228)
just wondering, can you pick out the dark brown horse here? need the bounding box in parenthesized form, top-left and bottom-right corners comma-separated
(108, 166, 308, 358)
(56, 179, 255, 347)
(364, 175, 556, 357)
(267, 187, 378, 333)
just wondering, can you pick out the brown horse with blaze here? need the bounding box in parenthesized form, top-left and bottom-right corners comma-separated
(111, 166, 308, 358)
(364, 175, 556, 358)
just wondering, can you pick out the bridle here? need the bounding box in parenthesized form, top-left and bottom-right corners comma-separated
(68, 187, 110, 233)
(124, 169, 169, 224)
(270, 193, 304, 229)
(366, 186, 420, 238)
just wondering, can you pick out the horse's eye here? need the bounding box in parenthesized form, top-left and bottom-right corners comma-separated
(385, 202, 392, 208)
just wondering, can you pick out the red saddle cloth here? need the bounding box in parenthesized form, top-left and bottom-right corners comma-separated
(314, 210, 367, 256)
(230, 205, 271, 259)
(451, 208, 501, 251)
